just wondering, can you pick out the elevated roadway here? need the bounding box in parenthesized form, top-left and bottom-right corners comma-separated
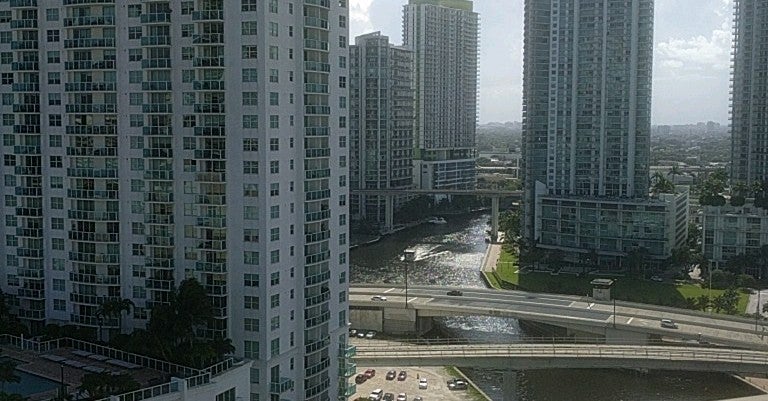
(350, 285, 768, 350)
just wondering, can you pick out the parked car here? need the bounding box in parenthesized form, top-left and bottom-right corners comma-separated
(660, 318, 678, 329)
(386, 370, 397, 380)
(397, 370, 407, 381)
(364, 368, 376, 378)
(366, 331, 376, 339)
(383, 393, 395, 401)
(396, 393, 407, 401)
(419, 378, 428, 389)
(371, 295, 388, 301)
(650, 275, 663, 282)
(357, 331, 366, 338)
(446, 290, 463, 296)
(413, 397, 423, 401)
(349, 329, 357, 337)
(369, 389, 384, 401)
(447, 378, 467, 390)
(355, 374, 367, 384)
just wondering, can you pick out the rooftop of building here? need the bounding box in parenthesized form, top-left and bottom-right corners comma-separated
(0, 334, 243, 401)
(408, 0, 474, 11)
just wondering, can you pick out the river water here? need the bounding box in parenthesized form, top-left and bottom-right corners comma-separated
(350, 213, 762, 401)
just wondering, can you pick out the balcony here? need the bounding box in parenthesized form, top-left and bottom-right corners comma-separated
(192, 10, 223, 21)
(305, 83, 329, 94)
(10, 19, 37, 29)
(17, 309, 45, 320)
(68, 231, 119, 242)
(63, 15, 114, 27)
(140, 13, 171, 24)
(306, 189, 331, 201)
(192, 34, 224, 44)
(305, 292, 330, 308)
(11, 62, 38, 71)
(340, 345, 357, 359)
(305, 210, 331, 223)
(143, 126, 172, 136)
(11, 83, 39, 92)
(64, 60, 115, 70)
(65, 104, 117, 113)
(11, 40, 38, 50)
(304, 0, 330, 8)
(143, 148, 172, 158)
(142, 81, 173, 91)
(269, 378, 295, 394)
(193, 57, 224, 67)
(142, 103, 173, 113)
(304, 39, 329, 51)
(194, 104, 225, 113)
(305, 168, 331, 180)
(66, 126, 115, 135)
(64, 82, 116, 92)
(140, 36, 171, 46)
(305, 105, 331, 115)
(69, 272, 120, 285)
(196, 172, 225, 182)
(13, 145, 40, 154)
(66, 168, 117, 178)
(194, 127, 225, 136)
(63, 0, 115, 4)
(142, 58, 172, 69)
(305, 229, 330, 243)
(67, 210, 119, 221)
(10, 0, 37, 7)
(12, 104, 39, 113)
(193, 80, 225, 90)
(305, 61, 330, 72)
(64, 38, 116, 48)
(304, 16, 328, 29)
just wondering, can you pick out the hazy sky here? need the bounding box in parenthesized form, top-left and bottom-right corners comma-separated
(349, 0, 733, 125)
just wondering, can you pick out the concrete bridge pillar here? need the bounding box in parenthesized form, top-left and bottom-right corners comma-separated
(502, 370, 518, 401)
(384, 194, 394, 233)
(491, 196, 500, 243)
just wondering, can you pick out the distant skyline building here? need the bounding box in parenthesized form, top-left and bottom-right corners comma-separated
(403, 0, 479, 190)
(0, 1, 351, 399)
(730, 0, 768, 185)
(349, 32, 414, 223)
(522, 0, 688, 266)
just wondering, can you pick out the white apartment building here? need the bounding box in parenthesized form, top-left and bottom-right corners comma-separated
(521, 0, 688, 266)
(0, 1, 352, 400)
(349, 32, 414, 223)
(403, 0, 478, 190)
(702, 202, 768, 269)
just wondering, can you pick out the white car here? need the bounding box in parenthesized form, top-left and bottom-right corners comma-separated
(396, 393, 407, 401)
(371, 295, 388, 301)
(365, 331, 376, 339)
(369, 389, 384, 401)
(419, 378, 428, 389)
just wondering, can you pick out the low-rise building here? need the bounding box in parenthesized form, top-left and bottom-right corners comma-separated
(702, 201, 768, 269)
(534, 183, 689, 269)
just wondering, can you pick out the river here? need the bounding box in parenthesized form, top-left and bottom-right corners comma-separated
(350, 213, 762, 400)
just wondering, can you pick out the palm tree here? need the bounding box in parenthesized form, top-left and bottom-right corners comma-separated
(96, 298, 135, 339)
(651, 176, 675, 195)
(0, 355, 19, 393)
(667, 165, 683, 184)
(625, 247, 650, 278)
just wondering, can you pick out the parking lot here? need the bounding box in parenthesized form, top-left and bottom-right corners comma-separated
(351, 365, 477, 401)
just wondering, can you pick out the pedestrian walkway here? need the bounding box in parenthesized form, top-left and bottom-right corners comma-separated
(482, 243, 502, 274)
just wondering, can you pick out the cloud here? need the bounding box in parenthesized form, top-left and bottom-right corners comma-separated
(350, 0, 375, 36)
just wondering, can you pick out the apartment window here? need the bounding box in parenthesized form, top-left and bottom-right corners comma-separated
(270, 227, 279, 241)
(339, 175, 346, 187)
(243, 161, 259, 175)
(243, 68, 258, 83)
(243, 115, 258, 129)
(339, 155, 347, 168)
(47, 30, 60, 42)
(49, 135, 62, 147)
(244, 251, 259, 265)
(244, 229, 259, 243)
(181, 47, 194, 60)
(51, 218, 64, 230)
(339, 36, 346, 48)
(268, 46, 279, 60)
(128, 5, 142, 17)
(131, 179, 144, 192)
(269, 161, 279, 174)
(244, 206, 258, 220)
(270, 272, 280, 286)
(339, 233, 347, 245)
(339, 96, 346, 108)
(339, 252, 346, 264)
(52, 279, 65, 292)
(131, 201, 143, 214)
(339, 136, 346, 148)
(182, 70, 194, 83)
(47, 51, 60, 63)
(242, 0, 258, 12)
(244, 184, 259, 197)
(340, 214, 346, 226)
(245, 273, 259, 287)
(270, 250, 280, 264)
(242, 45, 258, 59)
(242, 21, 257, 36)
(53, 299, 66, 311)
(244, 296, 259, 309)
(339, 116, 346, 128)
(0, 33, 9, 44)
(269, 138, 279, 151)
(183, 92, 195, 106)
(339, 76, 346, 88)
(340, 272, 346, 284)
(243, 138, 258, 151)
(270, 183, 279, 196)
(128, 27, 142, 40)
(5, 235, 16, 247)
(48, 72, 60, 85)
(183, 115, 196, 128)
(269, 22, 279, 37)
(269, 115, 279, 129)
(181, 24, 193, 38)
(269, 69, 279, 83)
(270, 205, 279, 219)
(270, 294, 280, 308)
(129, 114, 143, 127)
(128, 48, 142, 62)
(181, 2, 193, 14)
(269, 92, 279, 106)
(133, 286, 146, 299)
(245, 318, 259, 331)
(49, 115, 62, 127)
(242, 92, 258, 106)
(46, 8, 59, 21)
(131, 222, 144, 235)
(52, 238, 64, 251)
(288, 26, 294, 37)
(129, 93, 142, 106)
(269, 0, 278, 13)
(130, 136, 144, 149)
(50, 156, 62, 168)
(129, 71, 142, 84)
(270, 316, 280, 331)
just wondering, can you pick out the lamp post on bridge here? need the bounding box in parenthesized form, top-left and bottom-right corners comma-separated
(404, 262, 409, 309)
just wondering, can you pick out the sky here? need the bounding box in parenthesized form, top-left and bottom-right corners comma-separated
(349, 0, 734, 125)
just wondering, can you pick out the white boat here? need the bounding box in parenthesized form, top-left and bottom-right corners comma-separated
(427, 216, 447, 225)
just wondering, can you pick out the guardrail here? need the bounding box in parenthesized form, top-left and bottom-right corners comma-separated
(355, 336, 724, 347)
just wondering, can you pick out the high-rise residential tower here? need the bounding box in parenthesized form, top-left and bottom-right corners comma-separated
(702, 0, 768, 269)
(0, 1, 352, 399)
(403, 0, 478, 190)
(522, 0, 688, 267)
(349, 32, 414, 223)
(731, 0, 768, 184)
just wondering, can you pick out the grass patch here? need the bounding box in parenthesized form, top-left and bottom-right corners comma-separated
(443, 366, 489, 401)
(492, 247, 749, 314)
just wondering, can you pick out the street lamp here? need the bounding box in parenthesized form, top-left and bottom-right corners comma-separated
(404, 263, 409, 309)
(612, 280, 617, 329)
(59, 363, 66, 398)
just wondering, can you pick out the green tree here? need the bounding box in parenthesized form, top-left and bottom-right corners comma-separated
(0, 355, 19, 393)
(0, 292, 26, 337)
(498, 209, 521, 243)
(667, 165, 683, 183)
(0, 393, 26, 401)
(625, 247, 650, 278)
(651, 175, 675, 194)
(695, 294, 711, 311)
(687, 222, 702, 250)
(96, 298, 135, 337)
(78, 372, 139, 400)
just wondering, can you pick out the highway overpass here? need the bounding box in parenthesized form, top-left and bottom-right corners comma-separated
(351, 339, 768, 401)
(349, 285, 768, 350)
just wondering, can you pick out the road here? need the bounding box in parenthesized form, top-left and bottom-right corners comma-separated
(350, 285, 768, 350)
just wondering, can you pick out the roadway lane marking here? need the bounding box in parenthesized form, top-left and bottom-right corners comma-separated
(383, 288, 395, 293)
(627, 317, 634, 325)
